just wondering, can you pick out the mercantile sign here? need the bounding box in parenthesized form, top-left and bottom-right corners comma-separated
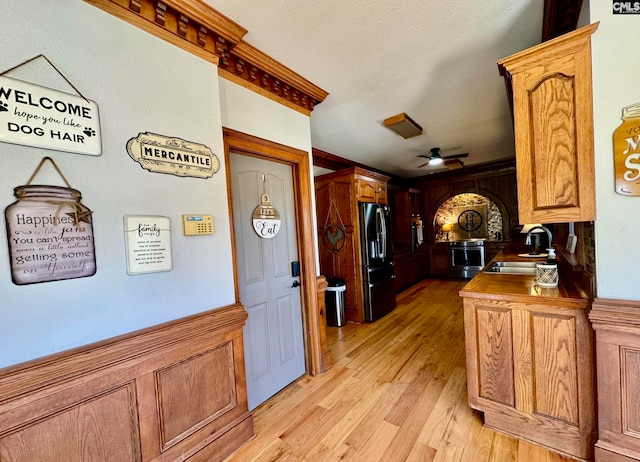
(127, 132, 220, 179)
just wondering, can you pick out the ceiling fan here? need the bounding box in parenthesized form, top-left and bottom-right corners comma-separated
(417, 147, 469, 167)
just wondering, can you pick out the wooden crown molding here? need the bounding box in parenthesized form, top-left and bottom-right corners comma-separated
(84, 0, 328, 114)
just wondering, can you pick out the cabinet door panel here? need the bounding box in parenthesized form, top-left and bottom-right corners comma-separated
(476, 306, 515, 407)
(532, 312, 579, 425)
(621, 347, 640, 437)
(357, 180, 376, 202)
(529, 73, 579, 210)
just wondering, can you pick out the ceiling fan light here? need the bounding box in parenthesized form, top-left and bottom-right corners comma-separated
(429, 156, 443, 166)
(383, 113, 423, 139)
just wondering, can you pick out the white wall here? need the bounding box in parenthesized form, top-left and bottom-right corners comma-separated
(218, 78, 320, 271)
(590, 3, 640, 300)
(0, 0, 237, 367)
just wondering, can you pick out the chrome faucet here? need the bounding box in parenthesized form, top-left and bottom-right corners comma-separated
(525, 225, 553, 251)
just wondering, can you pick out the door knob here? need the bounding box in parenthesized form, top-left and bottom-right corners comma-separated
(292, 280, 300, 288)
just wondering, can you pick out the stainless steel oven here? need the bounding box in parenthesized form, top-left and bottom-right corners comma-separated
(450, 239, 485, 278)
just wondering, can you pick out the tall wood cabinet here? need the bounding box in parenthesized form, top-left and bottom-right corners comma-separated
(389, 187, 429, 292)
(498, 23, 598, 224)
(315, 167, 390, 323)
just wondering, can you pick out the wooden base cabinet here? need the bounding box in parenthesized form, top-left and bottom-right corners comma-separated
(590, 299, 640, 462)
(463, 296, 595, 461)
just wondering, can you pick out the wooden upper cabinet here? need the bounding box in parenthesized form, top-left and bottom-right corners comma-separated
(356, 177, 388, 204)
(498, 23, 598, 224)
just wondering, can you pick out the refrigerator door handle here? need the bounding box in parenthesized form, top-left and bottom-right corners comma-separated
(377, 207, 387, 259)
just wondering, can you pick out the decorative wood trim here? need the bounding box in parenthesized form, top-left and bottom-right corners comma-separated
(0, 303, 254, 461)
(498, 22, 598, 77)
(161, 0, 248, 42)
(219, 68, 311, 116)
(83, 0, 328, 114)
(223, 128, 328, 376)
(316, 275, 331, 371)
(231, 41, 328, 104)
(590, 298, 640, 332)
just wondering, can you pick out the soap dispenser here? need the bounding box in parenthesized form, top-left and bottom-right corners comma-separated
(536, 248, 559, 287)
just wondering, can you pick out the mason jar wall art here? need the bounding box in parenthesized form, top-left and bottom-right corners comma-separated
(4, 157, 96, 285)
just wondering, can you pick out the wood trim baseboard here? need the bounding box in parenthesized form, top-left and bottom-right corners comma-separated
(316, 275, 331, 372)
(0, 303, 253, 461)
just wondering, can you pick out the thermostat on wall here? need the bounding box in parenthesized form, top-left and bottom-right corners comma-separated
(182, 214, 214, 235)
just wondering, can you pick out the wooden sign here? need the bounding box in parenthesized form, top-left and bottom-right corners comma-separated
(5, 184, 96, 285)
(252, 194, 281, 239)
(124, 215, 172, 275)
(0, 76, 101, 155)
(127, 132, 220, 179)
(614, 102, 640, 195)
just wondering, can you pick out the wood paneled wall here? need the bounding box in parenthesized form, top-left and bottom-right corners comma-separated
(590, 298, 640, 462)
(412, 160, 518, 243)
(0, 304, 253, 462)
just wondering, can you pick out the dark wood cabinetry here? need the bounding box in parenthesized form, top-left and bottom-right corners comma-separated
(393, 247, 429, 292)
(429, 242, 450, 277)
(389, 186, 428, 291)
(315, 167, 390, 323)
(413, 161, 518, 247)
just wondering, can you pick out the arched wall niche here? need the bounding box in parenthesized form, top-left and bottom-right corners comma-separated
(430, 191, 509, 242)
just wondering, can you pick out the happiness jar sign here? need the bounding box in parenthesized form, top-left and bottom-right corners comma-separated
(4, 158, 96, 285)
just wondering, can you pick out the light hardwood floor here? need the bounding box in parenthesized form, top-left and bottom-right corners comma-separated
(227, 278, 574, 462)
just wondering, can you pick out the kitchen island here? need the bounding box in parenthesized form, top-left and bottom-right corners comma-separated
(460, 245, 595, 461)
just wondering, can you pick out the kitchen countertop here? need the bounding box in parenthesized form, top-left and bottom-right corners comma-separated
(459, 244, 590, 308)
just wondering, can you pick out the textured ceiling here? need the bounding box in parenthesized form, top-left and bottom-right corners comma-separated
(204, 0, 544, 178)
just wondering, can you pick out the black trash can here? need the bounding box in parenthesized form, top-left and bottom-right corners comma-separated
(325, 277, 346, 327)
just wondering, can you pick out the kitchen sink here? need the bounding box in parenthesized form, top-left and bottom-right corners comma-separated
(485, 261, 538, 275)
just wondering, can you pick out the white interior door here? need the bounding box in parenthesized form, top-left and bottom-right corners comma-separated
(230, 153, 305, 410)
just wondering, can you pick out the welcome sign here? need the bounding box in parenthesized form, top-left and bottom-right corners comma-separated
(0, 76, 101, 155)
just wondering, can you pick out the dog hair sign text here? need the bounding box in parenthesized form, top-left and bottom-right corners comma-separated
(0, 76, 101, 156)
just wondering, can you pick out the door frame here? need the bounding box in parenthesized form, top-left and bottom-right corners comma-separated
(223, 127, 326, 376)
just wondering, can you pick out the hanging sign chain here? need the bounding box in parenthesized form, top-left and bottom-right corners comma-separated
(0, 54, 90, 103)
(26, 156, 73, 188)
(323, 197, 346, 229)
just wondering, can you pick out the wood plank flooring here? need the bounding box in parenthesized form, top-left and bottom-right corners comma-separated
(226, 279, 574, 462)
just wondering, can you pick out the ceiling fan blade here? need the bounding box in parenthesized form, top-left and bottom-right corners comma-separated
(417, 154, 431, 159)
(443, 153, 469, 159)
(417, 161, 430, 168)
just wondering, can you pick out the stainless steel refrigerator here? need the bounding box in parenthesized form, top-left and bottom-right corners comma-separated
(359, 202, 396, 322)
